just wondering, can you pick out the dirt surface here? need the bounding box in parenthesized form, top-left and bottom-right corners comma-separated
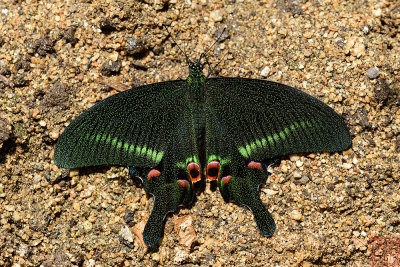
(0, 0, 399, 266)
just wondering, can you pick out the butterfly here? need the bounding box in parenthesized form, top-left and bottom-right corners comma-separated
(54, 51, 351, 247)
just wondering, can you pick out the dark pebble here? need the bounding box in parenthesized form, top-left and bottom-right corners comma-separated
(123, 209, 136, 227)
(41, 82, 71, 109)
(99, 18, 117, 34)
(101, 60, 122, 76)
(374, 78, 391, 103)
(0, 64, 11, 76)
(0, 119, 11, 147)
(13, 74, 29, 87)
(32, 37, 56, 56)
(15, 55, 31, 72)
(63, 26, 79, 45)
(299, 176, 309, 184)
(125, 38, 147, 58)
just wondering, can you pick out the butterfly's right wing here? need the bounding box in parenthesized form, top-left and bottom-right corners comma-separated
(204, 77, 351, 238)
(205, 104, 276, 237)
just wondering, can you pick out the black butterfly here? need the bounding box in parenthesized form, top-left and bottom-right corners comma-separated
(54, 51, 351, 247)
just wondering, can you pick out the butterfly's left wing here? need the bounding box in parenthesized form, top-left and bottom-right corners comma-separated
(141, 105, 197, 247)
(54, 80, 198, 247)
(205, 77, 351, 237)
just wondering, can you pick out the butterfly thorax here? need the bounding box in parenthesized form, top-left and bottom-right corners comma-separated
(187, 61, 207, 141)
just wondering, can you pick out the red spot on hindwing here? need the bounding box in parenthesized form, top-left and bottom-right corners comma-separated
(207, 161, 220, 181)
(248, 161, 263, 171)
(187, 162, 201, 183)
(221, 175, 232, 185)
(177, 180, 189, 188)
(147, 169, 161, 180)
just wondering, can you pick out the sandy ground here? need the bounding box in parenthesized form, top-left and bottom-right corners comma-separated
(0, 0, 399, 266)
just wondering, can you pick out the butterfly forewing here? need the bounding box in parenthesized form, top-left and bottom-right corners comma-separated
(206, 78, 351, 161)
(54, 80, 192, 169)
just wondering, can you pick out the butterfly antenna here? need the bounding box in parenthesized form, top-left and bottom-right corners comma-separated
(192, 30, 198, 56)
(199, 27, 226, 61)
(198, 27, 226, 76)
(163, 25, 191, 65)
(206, 50, 228, 78)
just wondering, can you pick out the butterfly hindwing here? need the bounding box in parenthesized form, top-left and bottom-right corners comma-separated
(141, 95, 198, 247)
(205, 97, 276, 237)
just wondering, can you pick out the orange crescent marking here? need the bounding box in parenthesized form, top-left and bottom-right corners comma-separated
(207, 161, 220, 181)
(222, 175, 232, 185)
(187, 162, 201, 183)
(248, 161, 263, 171)
(177, 180, 189, 188)
(147, 169, 161, 180)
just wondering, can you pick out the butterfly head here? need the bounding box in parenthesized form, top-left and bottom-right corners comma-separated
(188, 60, 204, 74)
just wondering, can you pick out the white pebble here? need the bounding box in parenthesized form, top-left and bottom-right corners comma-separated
(293, 171, 302, 178)
(296, 160, 303, 167)
(210, 10, 223, 22)
(120, 226, 134, 243)
(261, 66, 270, 77)
(263, 189, 278, 195)
(343, 163, 352, 169)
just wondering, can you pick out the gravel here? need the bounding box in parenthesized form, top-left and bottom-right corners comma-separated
(0, 0, 399, 266)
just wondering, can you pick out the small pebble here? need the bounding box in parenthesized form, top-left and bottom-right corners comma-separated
(210, 10, 223, 22)
(80, 188, 93, 199)
(72, 202, 80, 211)
(32, 108, 40, 118)
(263, 189, 278, 195)
(289, 210, 303, 221)
(299, 176, 309, 184)
(293, 171, 302, 178)
(4, 205, 14, 211)
(83, 221, 93, 231)
(342, 163, 352, 169)
(120, 225, 134, 243)
(49, 130, 59, 140)
(152, 253, 160, 262)
(13, 211, 21, 222)
(69, 170, 79, 178)
(174, 248, 190, 264)
(261, 66, 270, 77)
(281, 164, 288, 173)
(366, 67, 379, 79)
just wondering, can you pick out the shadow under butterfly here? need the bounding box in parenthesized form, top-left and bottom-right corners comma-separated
(54, 36, 352, 248)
